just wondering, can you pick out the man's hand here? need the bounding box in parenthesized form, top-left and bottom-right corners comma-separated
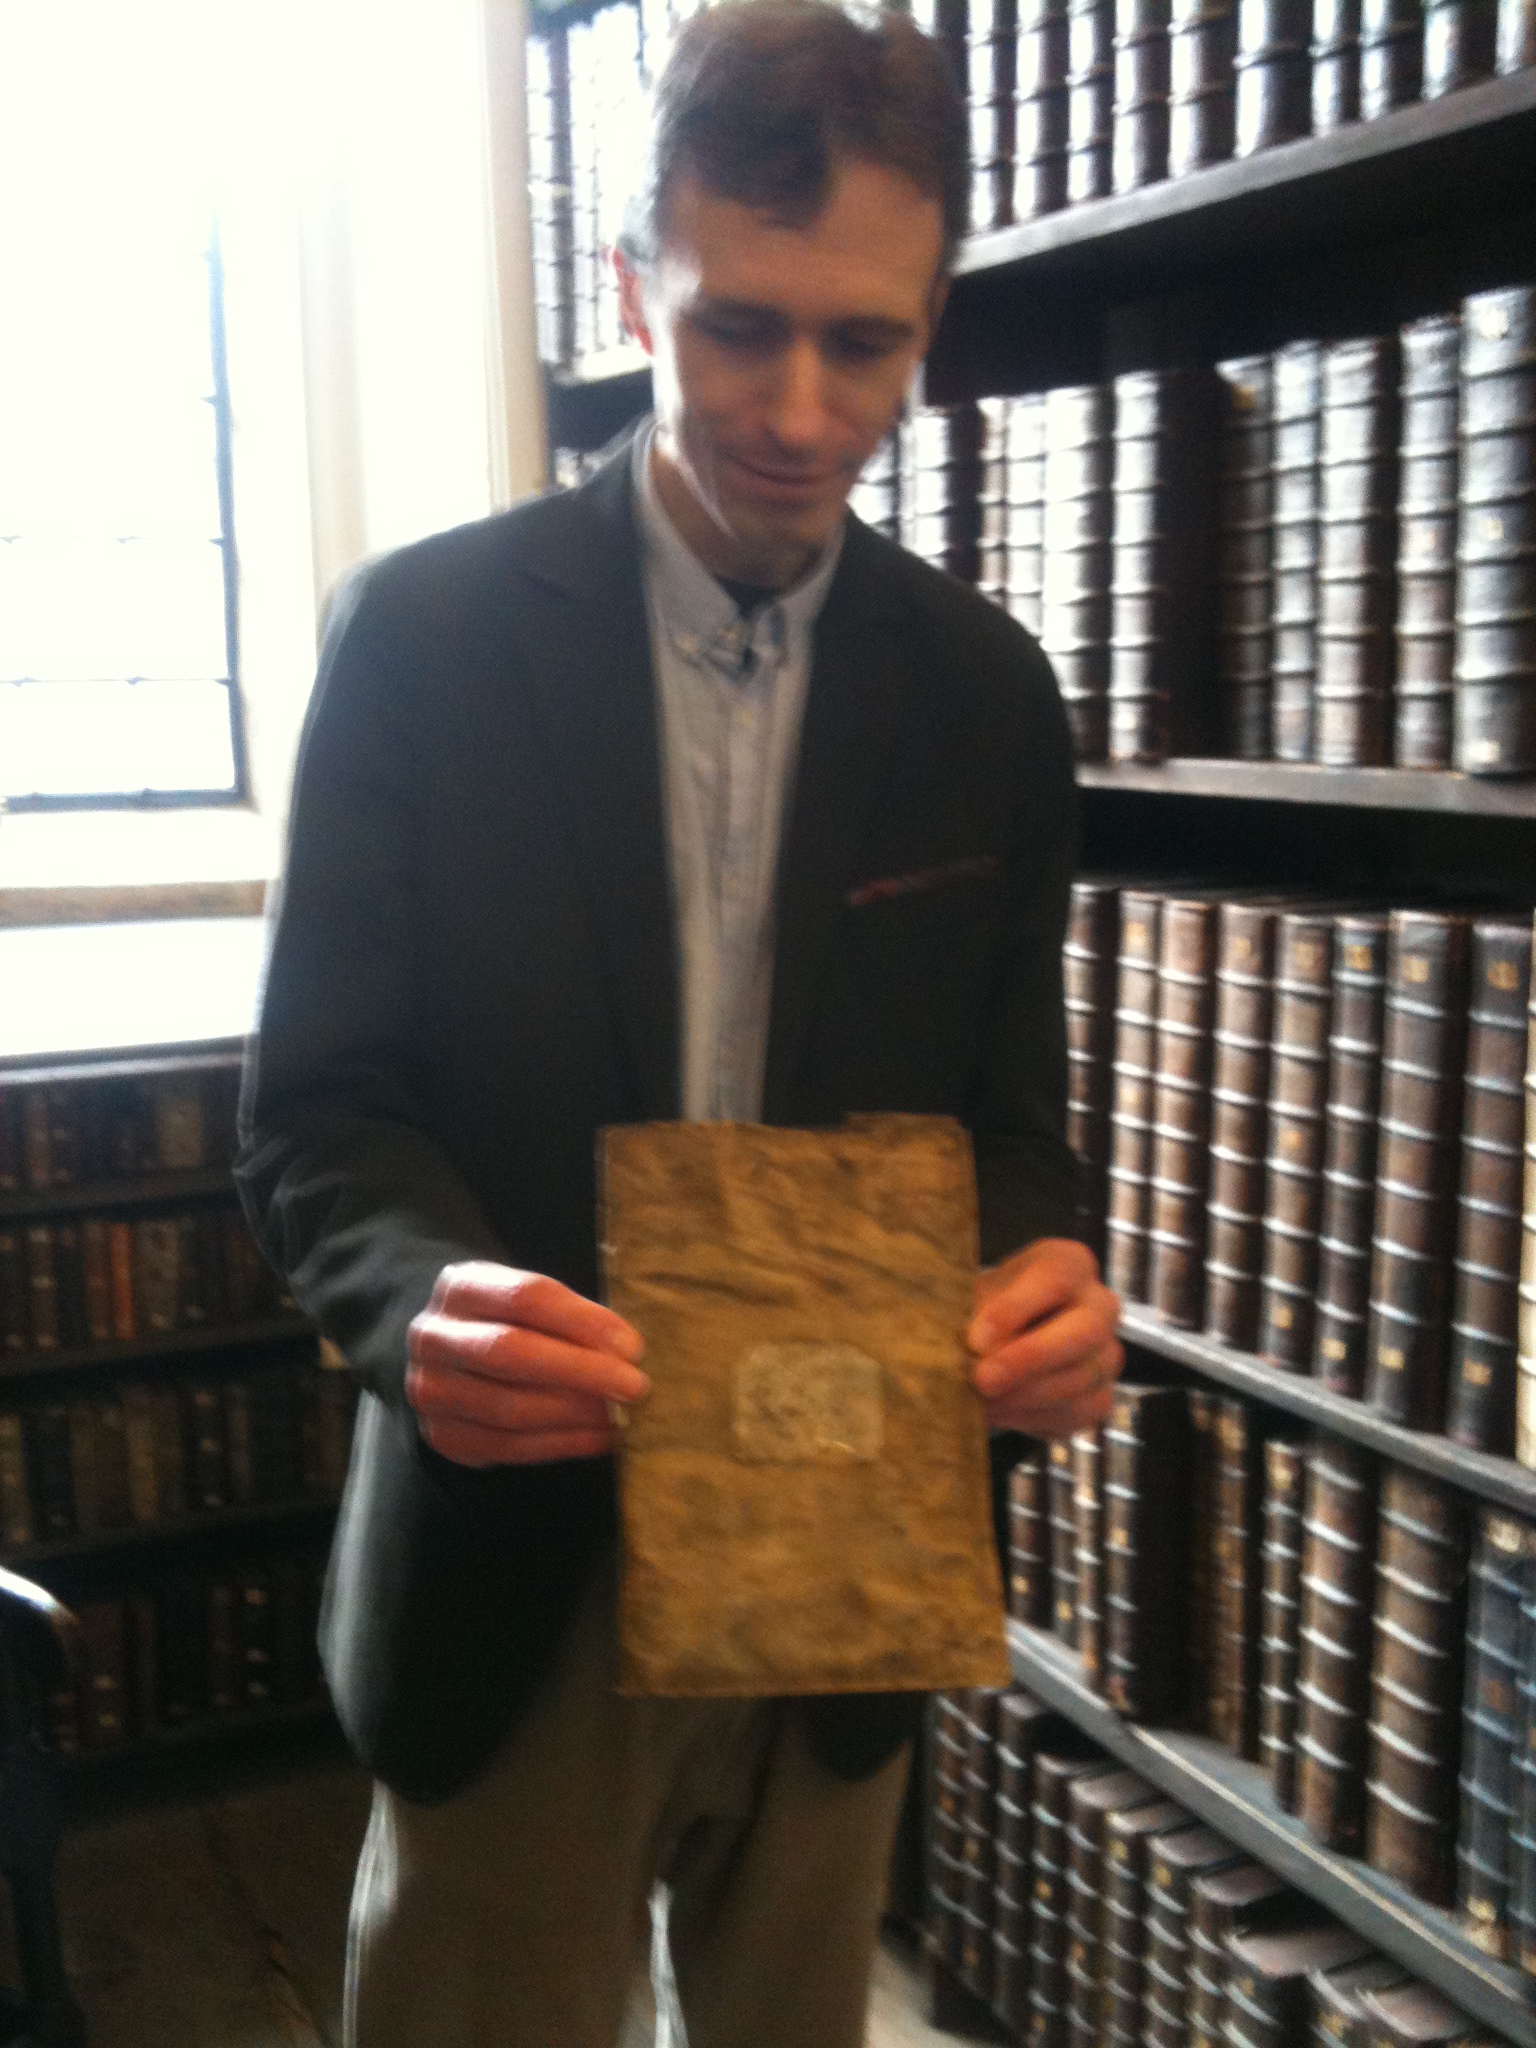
(406, 1262, 648, 1467)
(966, 1238, 1122, 1439)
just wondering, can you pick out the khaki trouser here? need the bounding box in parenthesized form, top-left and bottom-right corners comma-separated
(344, 1559, 912, 2048)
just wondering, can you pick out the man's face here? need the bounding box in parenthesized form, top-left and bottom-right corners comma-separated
(616, 157, 948, 587)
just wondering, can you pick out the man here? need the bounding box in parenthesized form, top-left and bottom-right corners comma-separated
(237, 3, 1121, 2042)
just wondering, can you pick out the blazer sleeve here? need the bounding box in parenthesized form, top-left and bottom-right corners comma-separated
(234, 561, 507, 1413)
(967, 633, 1083, 1267)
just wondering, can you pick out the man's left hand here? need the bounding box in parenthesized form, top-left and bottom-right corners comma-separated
(967, 1238, 1123, 1439)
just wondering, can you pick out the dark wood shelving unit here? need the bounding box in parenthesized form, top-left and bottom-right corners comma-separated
(61, 1696, 337, 1780)
(1117, 1302, 1536, 1517)
(1076, 759, 1536, 816)
(1007, 1621, 1536, 2048)
(6, 1494, 339, 1573)
(0, 1163, 242, 1226)
(0, 1315, 314, 1385)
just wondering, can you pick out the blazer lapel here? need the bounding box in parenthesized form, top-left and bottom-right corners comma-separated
(763, 524, 916, 1122)
(513, 450, 680, 1120)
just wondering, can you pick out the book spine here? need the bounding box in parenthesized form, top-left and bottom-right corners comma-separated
(80, 1219, 112, 1345)
(152, 1384, 188, 1520)
(1213, 1397, 1264, 1757)
(1456, 1508, 1533, 1956)
(929, 1693, 966, 1974)
(52, 1220, 85, 1352)
(1185, 1390, 1221, 1735)
(1446, 916, 1531, 1453)
(185, 1383, 227, 1514)
(1103, 1384, 1193, 1721)
(1149, 896, 1219, 1328)
(0, 1231, 26, 1356)
(1519, 915, 1536, 1467)
(127, 1588, 158, 1742)
(1206, 902, 1281, 1351)
(1107, 890, 1165, 1303)
(0, 1089, 20, 1193)
(1259, 1437, 1307, 1811)
(1049, 1438, 1079, 1647)
(205, 1576, 238, 1713)
(1189, 1866, 1289, 2045)
(1315, 333, 1401, 768)
(1216, 355, 1275, 759)
(24, 1403, 75, 1538)
(1295, 1437, 1379, 1852)
(107, 1219, 137, 1343)
(1394, 312, 1460, 768)
(1073, 1426, 1105, 1690)
(132, 1216, 182, 1337)
(1270, 340, 1322, 761)
(241, 1570, 276, 1706)
(1032, 1753, 1102, 2048)
(1365, 910, 1472, 1429)
(21, 1089, 52, 1192)
(1009, 1450, 1050, 1626)
(1064, 879, 1122, 1257)
(1364, 1466, 1470, 1903)
(1315, 914, 1391, 1393)
(0, 1411, 33, 1548)
(77, 1597, 129, 1748)
(1511, 1544, 1536, 1978)
(1259, 911, 1336, 1369)
(23, 1225, 59, 1353)
(122, 1383, 161, 1526)
(224, 1378, 256, 1508)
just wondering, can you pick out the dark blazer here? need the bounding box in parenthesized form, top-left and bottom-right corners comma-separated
(235, 439, 1080, 1805)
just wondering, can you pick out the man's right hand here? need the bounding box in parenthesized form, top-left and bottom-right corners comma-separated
(406, 1262, 649, 1467)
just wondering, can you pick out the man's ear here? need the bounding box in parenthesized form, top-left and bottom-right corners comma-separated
(614, 248, 655, 356)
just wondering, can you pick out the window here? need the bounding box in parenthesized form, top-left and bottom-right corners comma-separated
(0, 8, 244, 811)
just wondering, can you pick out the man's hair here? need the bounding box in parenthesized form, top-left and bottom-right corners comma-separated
(618, 0, 968, 275)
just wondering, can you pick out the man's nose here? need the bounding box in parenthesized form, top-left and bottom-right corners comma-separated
(765, 337, 835, 451)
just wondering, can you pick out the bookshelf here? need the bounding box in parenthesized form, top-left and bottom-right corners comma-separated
(0, 919, 347, 1770)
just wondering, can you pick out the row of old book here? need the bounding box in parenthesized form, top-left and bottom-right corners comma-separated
(0, 1355, 355, 1554)
(0, 1204, 293, 1363)
(952, 0, 1536, 237)
(849, 280, 1536, 775)
(930, 1682, 1520, 2046)
(0, 1066, 241, 1198)
(1005, 1385, 1536, 1953)
(51, 1548, 328, 1757)
(1068, 880, 1536, 1461)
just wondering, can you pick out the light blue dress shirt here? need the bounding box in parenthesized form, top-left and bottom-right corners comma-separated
(630, 421, 843, 1122)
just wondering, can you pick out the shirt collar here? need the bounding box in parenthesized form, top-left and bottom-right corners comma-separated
(630, 417, 843, 674)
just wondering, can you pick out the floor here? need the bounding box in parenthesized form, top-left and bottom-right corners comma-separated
(1, 1746, 975, 2048)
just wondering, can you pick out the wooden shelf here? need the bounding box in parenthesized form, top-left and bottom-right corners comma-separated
(1077, 760, 1536, 817)
(1007, 1621, 1536, 2048)
(62, 1695, 335, 1775)
(0, 1316, 314, 1384)
(1117, 1302, 1536, 1518)
(8, 1494, 339, 1572)
(0, 1163, 238, 1226)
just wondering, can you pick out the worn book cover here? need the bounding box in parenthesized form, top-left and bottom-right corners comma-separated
(601, 1114, 1009, 1697)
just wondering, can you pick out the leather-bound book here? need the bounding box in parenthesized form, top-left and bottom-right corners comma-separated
(1308, 1953, 1410, 2048)
(1444, 917, 1530, 1453)
(1109, 367, 1223, 762)
(24, 1403, 75, 1540)
(1066, 1767, 1158, 2044)
(1523, 911, 1536, 1470)
(1072, 1427, 1105, 1689)
(1296, 1436, 1379, 1852)
(930, 1694, 968, 1969)
(1455, 1507, 1533, 1958)
(1365, 909, 1471, 1429)
(240, 1570, 275, 1707)
(995, 1692, 1056, 2029)
(0, 1413, 31, 1549)
(1150, 894, 1220, 1327)
(1218, 355, 1276, 757)
(0, 1231, 25, 1357)
(77, 1598, 130, 1750)
(1189, 1862, 1293, 2046)
(1394, 313, 1461, 770)
(1104, 1801, 1196, 2047)
(901, 403, 983, 586)
(968, 9, 1020, 236)
(1010, 1449, 1051, 1625)
(1224, 1923, 1372, 2048)
(1270, 341, 1323, 760)
(1049, 1437, 1080, 1645)
(0, 1090, 19, 1195)
(1043, 382, 1114, 762)
(1212, 1396, 1267, 1756)
(1208, 901, 1284, 1348)
(1145, 1826, 1244, 2046)
(1067, 0, 1117, 201)
(1007, 394, 1050, 637)
(1315, 913, 1391, 1394)
(1235, 0, 1314, 153)
(1113, 0, 1173, 194)
(1422, 0, 1499, 90)
(1358, 0, 1425, 109)
(1169, 0, 1238, 171)
(976, 398, 1011, 611)
(23, 1225, 58, 1355)
(1364, 1466, 1470, 1903)
(1454, 283, 1536, 777)
(961, 1688, 1002, 2008)
(1033, 1754, 1116, 2047)
(1499, 0, 1536, 67)
(1103, 1383, 1194, 1720)
(1511, 1555, 1536, 1976)
(1316, 334, 1401, 768)
(1312, 0, 1363, 125)
(1261, 910, 1337, 1370)
(1065, 877, 1122, 1256)
(1015, 0, 1073, 221)
(1260, 1437, 1308, 1809)
(1107, 888, 1165, 1303)
(1187, 1389, 1222, 1732)
(1357, 1979, 1479, 2046)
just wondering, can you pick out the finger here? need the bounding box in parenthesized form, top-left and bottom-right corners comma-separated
(987, 1379, 1115, 1440)
(973, 1303, 1122, 1396)
(967, 1239, 1098, 1351)
(433, 1264, 645, 1364)
(409, 1312, 650, 1403)
(420, 1413, 615, 1468)
(407, 1362, 612, 1436)
(974, 1337, 1119, 1413)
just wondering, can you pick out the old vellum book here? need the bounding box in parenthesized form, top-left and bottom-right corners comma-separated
(600, 1115, 1010, 1697)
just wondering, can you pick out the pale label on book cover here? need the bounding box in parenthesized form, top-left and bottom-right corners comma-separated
(601, 1114, 1010, 1698)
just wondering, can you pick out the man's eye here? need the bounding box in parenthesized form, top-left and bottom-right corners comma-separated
(830, 334, 900, 365)
(697, 318, 773, 349)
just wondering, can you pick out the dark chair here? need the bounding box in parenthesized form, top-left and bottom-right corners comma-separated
(0, 1568, 86, 2048)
